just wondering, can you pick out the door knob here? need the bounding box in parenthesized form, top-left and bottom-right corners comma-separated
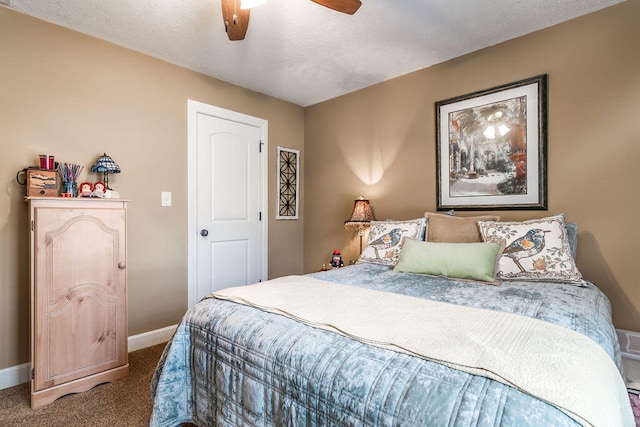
(200, 229, 209, 237)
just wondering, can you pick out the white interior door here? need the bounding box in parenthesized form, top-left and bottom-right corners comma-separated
(188, 100, 268, 306)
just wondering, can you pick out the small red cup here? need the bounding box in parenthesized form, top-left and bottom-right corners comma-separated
(39, 155, 55, 170)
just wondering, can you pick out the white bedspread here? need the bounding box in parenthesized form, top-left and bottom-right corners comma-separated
(212, 275, 633, 427)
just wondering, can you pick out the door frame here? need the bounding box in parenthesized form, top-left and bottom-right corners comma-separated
(187, 99, 268, 307)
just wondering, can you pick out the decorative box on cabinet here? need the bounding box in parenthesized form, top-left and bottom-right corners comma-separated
(27, 197, 129, 408)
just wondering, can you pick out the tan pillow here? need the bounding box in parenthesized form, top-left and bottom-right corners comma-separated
(424, 212, 500, 243)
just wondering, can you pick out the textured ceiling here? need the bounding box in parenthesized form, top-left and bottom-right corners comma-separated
(4, 0, 624, 106)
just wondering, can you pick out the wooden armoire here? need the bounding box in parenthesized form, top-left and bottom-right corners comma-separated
(27, 197, 129, 408)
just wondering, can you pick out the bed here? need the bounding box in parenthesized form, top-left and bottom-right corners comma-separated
(150, 214, 633, 426)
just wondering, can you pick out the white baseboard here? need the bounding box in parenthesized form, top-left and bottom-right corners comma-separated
(128, 324, 177, 352)
(0, 324, 178, 391)
(617, 329, 640, 361)
(0, 362, 30, 391)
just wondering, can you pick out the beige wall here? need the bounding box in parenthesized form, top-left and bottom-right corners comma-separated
(2, 1, 639, 374)
(304, 1, 640, 330)
(0, 7, 304, 370)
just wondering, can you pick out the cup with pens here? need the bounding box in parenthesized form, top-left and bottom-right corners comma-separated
(58, 163, 84, 197)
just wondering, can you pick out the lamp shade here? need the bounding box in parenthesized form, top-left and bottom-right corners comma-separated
(91, 153, 120, 174)
(344, 196, 374, 231)
(91, 153, 121, 190)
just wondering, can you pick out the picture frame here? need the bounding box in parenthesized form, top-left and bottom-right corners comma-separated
(276, 146, 300, 220)
(435, 74, 547, 210)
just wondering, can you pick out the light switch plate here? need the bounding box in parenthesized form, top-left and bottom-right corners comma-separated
(161, 192, 172, 207)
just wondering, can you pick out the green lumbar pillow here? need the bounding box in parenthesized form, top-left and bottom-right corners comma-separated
(394, 238, 503, 284)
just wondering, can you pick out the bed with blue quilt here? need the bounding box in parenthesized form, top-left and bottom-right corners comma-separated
(150, 214, 633, 426)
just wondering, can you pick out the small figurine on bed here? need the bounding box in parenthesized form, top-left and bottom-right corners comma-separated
(330, 250, 344, 268)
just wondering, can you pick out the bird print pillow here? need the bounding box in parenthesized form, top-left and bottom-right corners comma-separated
(477, 214, 583, 283)
(358, 219, 427, 266)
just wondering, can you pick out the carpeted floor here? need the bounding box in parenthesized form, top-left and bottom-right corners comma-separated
(1, 343, 639, 426)
(0, 342, 167, 427)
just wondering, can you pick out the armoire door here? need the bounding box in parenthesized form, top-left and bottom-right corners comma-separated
(32, 205, 127, 392)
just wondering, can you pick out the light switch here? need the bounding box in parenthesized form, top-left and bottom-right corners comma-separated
(161, 192, 172, 207)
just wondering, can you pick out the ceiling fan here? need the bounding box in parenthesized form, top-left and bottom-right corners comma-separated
(221, 0, 362, 41)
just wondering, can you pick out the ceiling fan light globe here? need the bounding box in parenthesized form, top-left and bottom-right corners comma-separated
(241, 0, 266, 9)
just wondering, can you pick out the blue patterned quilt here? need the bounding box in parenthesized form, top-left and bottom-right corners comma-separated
(150, 263, 624, 426)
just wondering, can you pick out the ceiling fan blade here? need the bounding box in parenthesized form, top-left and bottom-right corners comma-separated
(311, 0, 361, 15)
(221, 0, 250, 41)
